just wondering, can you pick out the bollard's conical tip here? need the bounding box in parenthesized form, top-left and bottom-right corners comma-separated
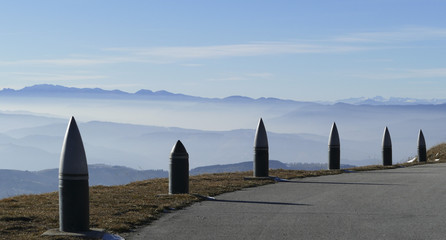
(382, 126, 392, 148)
(170, 140, 189, 157)
(59, 116, 88, 176)
(328, 122, 340, 146)
(418, 129, 426, 147)
(254, 118, 268, 148)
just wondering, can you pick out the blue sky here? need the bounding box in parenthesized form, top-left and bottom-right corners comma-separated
(1, 0, 446, 101)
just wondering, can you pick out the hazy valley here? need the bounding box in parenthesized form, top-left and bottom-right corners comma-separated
(1, 84, 445, 198)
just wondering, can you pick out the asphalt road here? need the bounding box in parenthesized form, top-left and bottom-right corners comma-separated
(124, 163, 446, 240)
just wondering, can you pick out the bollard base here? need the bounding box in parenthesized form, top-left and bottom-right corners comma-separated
(42, 228, 106, 238)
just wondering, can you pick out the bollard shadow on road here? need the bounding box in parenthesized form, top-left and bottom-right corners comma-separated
(194, 194, 310, 206)
(281, 180, 402, 186)
(353, 171, 436, 174)
(208, 199, 311, 206)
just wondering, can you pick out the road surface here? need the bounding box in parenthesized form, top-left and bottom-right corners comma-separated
(124, 163, 446, 240)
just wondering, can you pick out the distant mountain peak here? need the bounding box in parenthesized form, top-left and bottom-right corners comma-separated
(0, 84, 183, 99)
(4, 84, 127, 95)
(135, 89, 154, 95)
(223, 95, 254, 102)
(337, 96, 446, 105)
(0, 84, 242, 102)
(22, 84, 66, 91)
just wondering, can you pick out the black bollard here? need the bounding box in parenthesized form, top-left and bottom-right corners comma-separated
(43, 117, 120, 238)
(253, 118, 269, 177)
(328, 122, 340, 170)
(59, 117, 89, 232)
(169, 140, 189, 194)
(418, 129, 427, 162)
(382, 127, 392, 166)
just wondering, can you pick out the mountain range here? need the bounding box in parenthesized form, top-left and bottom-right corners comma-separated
(1, 84, 445, 105)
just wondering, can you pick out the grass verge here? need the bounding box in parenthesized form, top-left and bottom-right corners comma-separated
(1, 143, 445, 239)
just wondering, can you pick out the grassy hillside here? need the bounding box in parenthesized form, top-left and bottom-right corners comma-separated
(1, 143, 445, 239)
(426, 143, 446, 162)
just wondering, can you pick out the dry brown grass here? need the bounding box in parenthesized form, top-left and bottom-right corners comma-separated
(1, 145, 445, 239)
(426, 143, 446, 163)
(345, 162, 417, 171)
